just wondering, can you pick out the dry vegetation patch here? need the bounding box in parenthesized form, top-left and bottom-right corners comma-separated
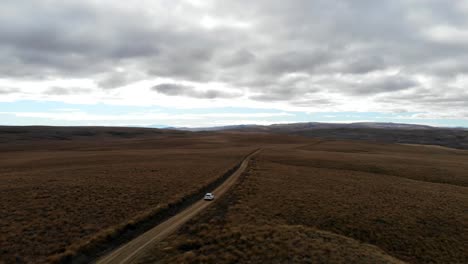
(140, 142, 468, 264)
(293, 141, 468, 186)
(0, 133, 256, 263)
(2, 130, 466, 264)
(140, 224, 404, 264)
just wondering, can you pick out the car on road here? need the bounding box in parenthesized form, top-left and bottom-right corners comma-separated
(204, 193, 214, 201)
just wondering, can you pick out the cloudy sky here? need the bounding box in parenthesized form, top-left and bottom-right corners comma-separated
(1, 0, 468, 127)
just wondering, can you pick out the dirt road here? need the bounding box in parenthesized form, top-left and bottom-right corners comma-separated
(96, 149, 261, 264)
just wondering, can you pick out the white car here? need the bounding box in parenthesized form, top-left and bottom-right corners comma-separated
(204, 193, 214, 201)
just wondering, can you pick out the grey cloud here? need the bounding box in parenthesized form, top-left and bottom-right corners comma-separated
(0, 1, 223, 80)
(0, 87, 21, 94)
(351, 76, 419, 95)
(1, 0, 467, 114)
(257, 49, 332, 77)
(248, 74, 320, 102)
(43, 87, 91, 95)
(219, 49, 256, 68)
(292, 98, 333, 107)
(152, 83, 241, 99)
(97, 71, 147, 89)
(249, 93, 291, 102)
(249, 86, 319, 102)
(152, 84, 189, 96)
(339, 56, 388, 74)
(379, 86, 468, 110)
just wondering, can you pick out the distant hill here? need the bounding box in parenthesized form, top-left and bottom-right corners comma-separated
(176, 124, 263, 132)
(179, 122, 436, 132)
(178, 122, 468, 150)
(1, 123, 467, 150)
(0, 126, 185, 143)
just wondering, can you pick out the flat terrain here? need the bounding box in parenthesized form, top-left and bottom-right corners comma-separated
(1, 127, 467, 263)
(97, 150, 260, 264)
(0, 128, 271, 263)
(138, 141, 468, 264)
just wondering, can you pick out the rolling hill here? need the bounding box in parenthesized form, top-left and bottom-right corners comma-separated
(178, 122, 468, 150)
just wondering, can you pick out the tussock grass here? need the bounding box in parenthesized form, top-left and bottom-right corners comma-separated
(47, 151, 255, 263)
(139, 142, 468, 264)
(161, 224, 404, 264)
(0, 133, 258, 263)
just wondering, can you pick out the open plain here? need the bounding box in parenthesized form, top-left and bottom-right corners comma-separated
(1, 126, 467, 263)
(0, 127, 265, 263)
(138, 141, 468, 264)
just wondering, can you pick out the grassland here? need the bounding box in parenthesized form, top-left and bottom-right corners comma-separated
(0, 128, 263, 263)
(139, 141, 468, 264)
(2, 126, 467, 264)
(219, 123, 468, 150)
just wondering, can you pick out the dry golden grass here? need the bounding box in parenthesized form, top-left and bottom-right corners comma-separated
(295, 140, 468, 186)
(140, 141, 468, 264)
(142, 224, 404, 264)
(0, 132, 258, 263)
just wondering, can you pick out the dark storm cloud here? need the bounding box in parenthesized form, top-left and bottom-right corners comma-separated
(152, 83, 241, 99)
(1, 0, 467, 113)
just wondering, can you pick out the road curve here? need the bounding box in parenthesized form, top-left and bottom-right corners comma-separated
(96, 149, 261, 264)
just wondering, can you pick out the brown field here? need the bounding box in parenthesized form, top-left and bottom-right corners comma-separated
(139, 141, 468, 264)
(1, 129, 282, 263)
